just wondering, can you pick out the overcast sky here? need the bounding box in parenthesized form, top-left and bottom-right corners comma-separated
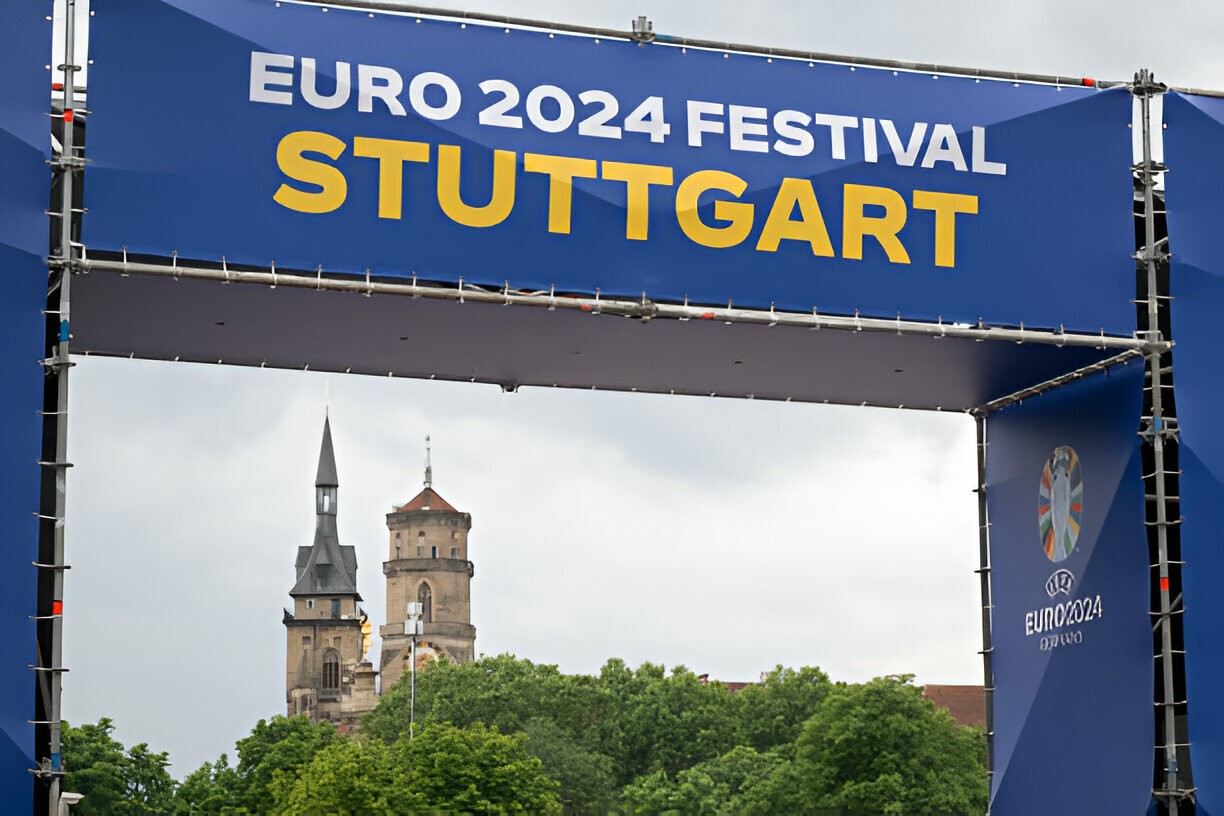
(55, 0, 1224, 778)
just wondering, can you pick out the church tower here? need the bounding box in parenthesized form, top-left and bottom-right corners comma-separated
(284, 416, 377, 726)
(380, 438, 476, 691)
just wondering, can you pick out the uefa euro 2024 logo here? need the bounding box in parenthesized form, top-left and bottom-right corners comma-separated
(1026, 446, 1101, 652)
(1039, 446, 1081, 599)
(1039, 446, 1082, 563)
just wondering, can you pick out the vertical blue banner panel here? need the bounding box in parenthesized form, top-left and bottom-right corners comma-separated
(1164, 90, 1224, 816)
(0, 0, 50, 811)
(986, 363, 1151, 815)
(85, 0, 1136, 332)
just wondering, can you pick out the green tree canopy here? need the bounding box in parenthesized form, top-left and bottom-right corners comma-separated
(62, 718, 176, 816)
(794, 676, 988, 815)
(275, 738, 422, 816)
(364, 654, 599, 744)
(270, 722, 560, 815)
(74, 660, 986, 816)
(63, 718, 128, 816)
(523, 717, 616, 815)
(397, 722, 562, 815)
(231, 715, 337, 814)
(620, 744, 790, 816)
(174, 753, 243, 815)
(732, 665, 832, 751)
(590, 660, 742, 786)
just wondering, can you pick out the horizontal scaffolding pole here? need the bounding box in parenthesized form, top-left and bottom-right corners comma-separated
(971, 349, 1145, 414)
(75, 257, 1164, 353)
(294, 0, 1120, 87)
(1168, 84, 1224, 98)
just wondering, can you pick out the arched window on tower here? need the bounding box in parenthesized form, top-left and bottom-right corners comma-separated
(418, 582, 433, 624)
(321, 649, 341, 698)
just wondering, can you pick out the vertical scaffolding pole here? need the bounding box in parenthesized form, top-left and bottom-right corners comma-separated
(974, 415, 995, 800)
(1133, 69, 1187, 814)
(34, 1, 79, 813)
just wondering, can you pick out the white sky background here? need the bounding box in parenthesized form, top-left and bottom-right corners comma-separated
(54, 0, 1224, 777)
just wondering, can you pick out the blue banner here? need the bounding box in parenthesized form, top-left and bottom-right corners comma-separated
(1164, 90, 1224, 816)
(0, 0, 50, 810)
(986, 363, 1151, 815)
(86, 0, 1135, 332)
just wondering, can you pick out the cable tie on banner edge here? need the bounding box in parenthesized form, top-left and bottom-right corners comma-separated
(38, 356, 74, 370)
(31, 561, 69, 570)
(1150, 787, 1198, 799)
(27, 768, 66, 779)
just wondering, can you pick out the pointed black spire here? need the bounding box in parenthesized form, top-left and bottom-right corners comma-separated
(316, 416, 339, 488)
(292, 415, 360, 599)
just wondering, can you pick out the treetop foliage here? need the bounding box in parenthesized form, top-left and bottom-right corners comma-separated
(63, 658, 986, 815)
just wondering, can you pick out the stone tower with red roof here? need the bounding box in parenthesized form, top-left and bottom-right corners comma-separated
(379, 437, 476, 692)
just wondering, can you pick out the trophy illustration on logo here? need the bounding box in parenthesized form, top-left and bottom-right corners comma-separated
(1039, 445, 1082, 563)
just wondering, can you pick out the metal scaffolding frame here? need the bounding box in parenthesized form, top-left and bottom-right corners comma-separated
(72, 253, 1163, 353)
(297, 0, 1123, 89)
(23, 4, 1199, 812)
(967, 70, 1194, 815)
(31, 1, 79, 814)
(1133, 69, 1194, 814)
(973, 414, 995, 794)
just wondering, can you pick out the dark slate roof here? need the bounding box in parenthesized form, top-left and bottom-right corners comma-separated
(290, 518, 361, 598)
(291, 418, 359, 598)
(316, 416, 338, 487)
(397, 487, 458, 513)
